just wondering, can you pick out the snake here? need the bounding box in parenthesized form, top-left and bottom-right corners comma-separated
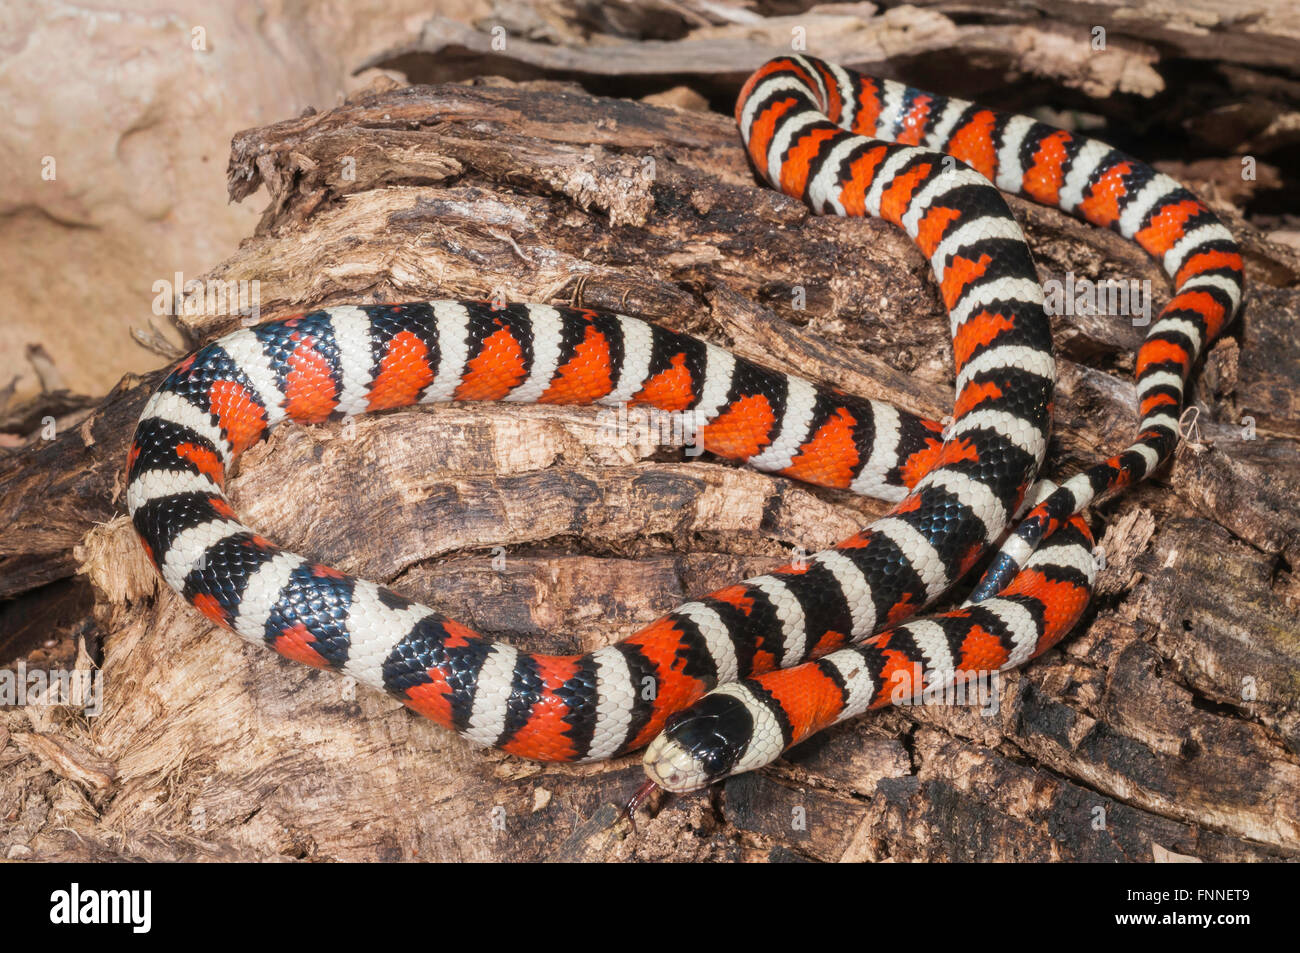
(125, 55, 1244, 800)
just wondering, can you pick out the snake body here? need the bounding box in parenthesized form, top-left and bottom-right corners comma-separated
(126, 56, 1243, 793)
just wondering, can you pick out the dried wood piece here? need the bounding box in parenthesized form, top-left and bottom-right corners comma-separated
(3, 52, 1299, 861)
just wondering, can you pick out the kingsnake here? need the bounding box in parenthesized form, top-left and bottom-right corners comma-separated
(126, 56, 1244, 797)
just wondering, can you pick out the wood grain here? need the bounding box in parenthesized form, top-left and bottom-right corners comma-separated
(2, 25, 1298, 861)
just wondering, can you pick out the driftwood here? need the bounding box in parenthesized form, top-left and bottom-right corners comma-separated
(4, 9, 1300, 861)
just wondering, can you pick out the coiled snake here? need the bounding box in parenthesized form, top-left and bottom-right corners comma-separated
(126, 56, 1244, 799)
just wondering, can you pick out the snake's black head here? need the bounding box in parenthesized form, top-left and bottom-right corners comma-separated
(641, 690, 754, 792)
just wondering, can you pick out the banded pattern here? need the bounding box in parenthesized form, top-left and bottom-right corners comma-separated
(641, 56, 1241, 788)
(125, 54, 1241, 793)
(646, 487, 1095, 789)
(128, 300, 983, 764)
(647, 513, 1095, 790)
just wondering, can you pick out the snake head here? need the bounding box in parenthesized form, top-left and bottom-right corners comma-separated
(641, 691, 754, 792)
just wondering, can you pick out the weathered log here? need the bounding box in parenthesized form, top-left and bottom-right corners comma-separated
(363, 2, 1300, 148)
(2, 44, 1299, 861)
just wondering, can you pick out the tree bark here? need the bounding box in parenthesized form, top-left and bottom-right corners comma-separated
(3, 7, 1300, 862)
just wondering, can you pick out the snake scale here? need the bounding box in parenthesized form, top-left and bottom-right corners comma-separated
(126, 56, 1244, 796)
